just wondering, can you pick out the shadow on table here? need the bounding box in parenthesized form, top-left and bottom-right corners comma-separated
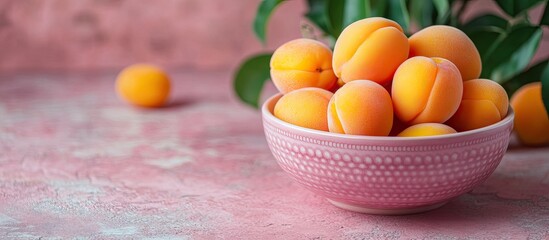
(349, 176, 548, 228)
(161, 98, 197, 109)
(328, 193, 548, 239)
(346, 163, 548, 225)
(398, 170, 547, 222)
(343, 193, 539, 227)
(505, 134, 549, 151)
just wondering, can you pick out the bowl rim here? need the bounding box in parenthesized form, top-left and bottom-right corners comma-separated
(262, 93, 514, 142)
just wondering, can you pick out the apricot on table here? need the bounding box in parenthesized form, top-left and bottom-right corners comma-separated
(274, 88, 333, 131)
(446, 79, 509, 132)
(397, 123, 457, 137)
(270, 38, 337, 94)
(332, 17, 409, 85)
(116, 64, 171, 108)
(392, 56, 463, 125)
(328, 80, 393, 136)
(510, 82, 549, 146)
(409, 25, 481, 81)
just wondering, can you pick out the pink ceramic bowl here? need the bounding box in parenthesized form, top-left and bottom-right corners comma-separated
(262, 94, 514, 215)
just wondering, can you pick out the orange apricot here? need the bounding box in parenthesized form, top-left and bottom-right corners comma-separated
(510, 82, 549, 146)
(397, 123, 457, 137)
(409, 25, 481, 81)
(116, 64, 171, 108)
(332, 17, 409, 85)
(270, 38, 337, 94)
(274, 88, 333, 131)
(328, 80, 393, 136)
(446, 79, 509, 131)
(392, 56, 463, 125)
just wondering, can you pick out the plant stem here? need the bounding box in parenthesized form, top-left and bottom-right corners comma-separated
(300, 21, 318, 41)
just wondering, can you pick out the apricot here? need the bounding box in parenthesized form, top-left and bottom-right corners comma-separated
(270, 38, 337, 94)
(328, 80, 393, 136)
(409, 25, 481, 81)
(332, 17, 409, 85)
(447, 79, 509, 131)
(510, 82, 549, 146)
(116, 64, 171, 108)
(329, 78, 345, 93)
(392, 56, 463, 125)
(274, 88, 333, 131)
(397, 123, 457, 137)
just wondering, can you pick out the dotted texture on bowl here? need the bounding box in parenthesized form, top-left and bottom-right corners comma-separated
(263, 120, 512, 209)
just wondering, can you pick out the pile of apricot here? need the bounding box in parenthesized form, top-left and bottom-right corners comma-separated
(272, 17, 511, 138)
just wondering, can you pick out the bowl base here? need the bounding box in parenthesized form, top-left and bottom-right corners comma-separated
(327, 199, 447, 215)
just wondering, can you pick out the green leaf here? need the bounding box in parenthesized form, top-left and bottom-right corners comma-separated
(462, 14, 509, 31)
(462, 14, 509, 58)
(387, 0, 410, 32)
(482, 26, 543, 83)
(509, 20, 534, 31)
(503, 59, 548, 95)
(432, 0, 450, 24)
(305, 0, 332, 35)
(233, 54, 272, 108)
(343, 0, 369, 27)
(410, 0, 433, 28)
(253, 0, 284, 44)
(325, 0, 366, 38)
(327, 0, 346, 37)
(541, 63, 549, 114)
(494, 0, 544, 17)
(449, 0, 469, 27)
(540, 1, 549, 25)
(466, 27, 505, 58)
(312, 0, 388, 39)
(369, 0, 388, 16)
(306, 0, 372, 40)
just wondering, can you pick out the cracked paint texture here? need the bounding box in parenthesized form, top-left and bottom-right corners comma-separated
(0, 72, 548, 239)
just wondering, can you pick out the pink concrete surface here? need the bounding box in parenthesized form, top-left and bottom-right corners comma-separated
(0, 72, 548, 239)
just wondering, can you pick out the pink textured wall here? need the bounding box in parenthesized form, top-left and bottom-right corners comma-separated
(0, 0, 304, 73)
(0, 0, 546, 73)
